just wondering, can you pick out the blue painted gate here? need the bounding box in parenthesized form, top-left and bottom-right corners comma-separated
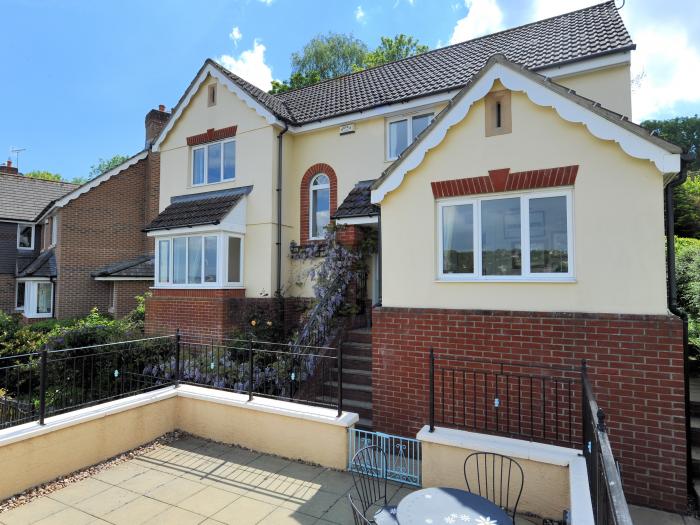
(348, 428, 422, 486)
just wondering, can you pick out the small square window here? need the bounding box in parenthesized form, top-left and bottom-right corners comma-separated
(17, 224, 34, 249)
(485, 90, 512, 137)
(208, 84, 217, 107)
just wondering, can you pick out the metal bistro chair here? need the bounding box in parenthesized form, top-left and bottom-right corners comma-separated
(348, 493, 372, 524)
(349, 445, 398, 524)
(464, 452, 524, 521)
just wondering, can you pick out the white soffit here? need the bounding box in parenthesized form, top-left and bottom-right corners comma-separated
(371, 62, 680, 204)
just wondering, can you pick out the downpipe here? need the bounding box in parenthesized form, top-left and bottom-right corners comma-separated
(275, 124, 289, 304)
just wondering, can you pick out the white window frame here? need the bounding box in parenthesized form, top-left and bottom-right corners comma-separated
(16, 223, 34, 250)
(386, 110, 435, 161)
(309, 173, 331, 241)
(437, 188, 574, 282)
(16, 279, 53, 318)
(191, 139, 236, 187)
(154, 231, 244, 289)
(50, 215, 58, 247)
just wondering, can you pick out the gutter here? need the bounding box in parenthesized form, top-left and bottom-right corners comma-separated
(665, 153, 694, 496)
(276, 124, 289, 298)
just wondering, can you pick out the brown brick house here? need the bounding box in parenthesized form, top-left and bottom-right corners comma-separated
(4, 107, 169, 320)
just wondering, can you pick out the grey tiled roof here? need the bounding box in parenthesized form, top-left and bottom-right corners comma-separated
(214, 1, 634, 125)
(17, 248, 56, 278)
(333, 180, 379, 219)
(92, 256, 154, 279)
(0, 174, 77, 222)
(144, 187, 252, 232)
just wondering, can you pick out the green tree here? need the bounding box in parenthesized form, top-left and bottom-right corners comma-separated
(24, 170, 63, 182)
(88, 154, 128, 180)
(362, 34, 429, 69)
(270, 71, 321, 94)
(641, 115, 699, 171)
(291, 33, 368, 81)
(673, 175, 700, 238)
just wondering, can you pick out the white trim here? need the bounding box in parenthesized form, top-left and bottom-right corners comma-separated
(0, 384, 358, 447)
(537, 51, 631, 80)
(335, 216, 379, 226)
(191, 138, 236, 187)
(386, 110, 436, 161)
(16, 279, 53, 318)
(37, 151, 149, 221)
(437, 188, 574, 282)
(309, 173, 331, 241)
(569, 455, 595, 525)
(153, 63, 284, 152)
(16, 223, 34, 250)
(372, 61, 681, 204)
(94, 277, 153, 282)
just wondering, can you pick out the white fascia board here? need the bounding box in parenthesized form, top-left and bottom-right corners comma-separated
(569, 455, 595, 525)
(37, 151, 149, 221)
(288, 91, 458, 135)
(536, 51, 631, 79)
(372, 62, 680, 204)
(94, 277, 153, 281)
(16, 277, 52, 282)
(153, 64, 284, 152)
(335, 216, 379, 226)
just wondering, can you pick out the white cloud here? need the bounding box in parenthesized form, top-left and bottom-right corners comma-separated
(531, 0, 594, 20)
(229, 26, 242, 47)
(257, 0, 274, 4)
(218, 39, 273, 92)
(449, 0, 504, 44)
(355, 5, 366, 23)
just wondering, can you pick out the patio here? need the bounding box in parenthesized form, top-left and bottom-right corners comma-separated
(0, 434, 415, 525)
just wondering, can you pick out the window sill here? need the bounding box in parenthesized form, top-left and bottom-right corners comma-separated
(190, 178, 236, 189)
(23, 313, 53, 319)
(151, 285, 244, 290)
(435, 277, 576, 284)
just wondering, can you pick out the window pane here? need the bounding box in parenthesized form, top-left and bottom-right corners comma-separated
(173, 238, 187, 284)
(481, 198, 521, 276)
(313, 174, 329, 186)
(207, 143, 221, 183)
(16, 282, 25, 309)
(187, 236, 202, 284)
(412, 113, 433, 141)
(18, 225, 32, 248)
(389, 119, 408, 158)
(204, 236, 217, 283)
(158, 240, 170, 283)
(529, 196, 568, 273)
(312, 187, 330, 238)
(228, 237, 242, 283)
(37, 283, 52, 314)
(223, 141, 235, 180)
(193, 148, 205, 185)
(442, 204, 474, 274)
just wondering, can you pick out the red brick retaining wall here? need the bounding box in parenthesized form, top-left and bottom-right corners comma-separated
(372, 307, 687, 511)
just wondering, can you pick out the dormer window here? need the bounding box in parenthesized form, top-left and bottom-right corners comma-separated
(387, 111, 435, 160)
(17, 223, 34, 250)
(207, 84, 217, 107)
(192, 139, 236, 186)
(485, 90, 512, 136)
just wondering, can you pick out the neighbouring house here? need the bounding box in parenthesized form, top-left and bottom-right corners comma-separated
(1, 107, 169, 320)
(141, 2, 688, 512)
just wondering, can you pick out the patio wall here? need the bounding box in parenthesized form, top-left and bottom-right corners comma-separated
(0, 385, 358, 501)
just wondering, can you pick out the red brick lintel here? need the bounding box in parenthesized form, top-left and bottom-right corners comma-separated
(186, 125, 238, 146)
(431, 165, 579, 198)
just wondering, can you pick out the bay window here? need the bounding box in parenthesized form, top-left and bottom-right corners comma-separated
(155, 232, 243, 287)
(438, 189, 573, 281)
(387, 111, 434, 160)
(16, 280, 53, 318)
(192, 139, 235, 186)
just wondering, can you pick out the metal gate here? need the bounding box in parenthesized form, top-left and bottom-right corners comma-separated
(348, 428, 422, 486)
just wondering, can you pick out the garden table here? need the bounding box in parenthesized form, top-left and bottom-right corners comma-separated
(396, 487, 513, 525)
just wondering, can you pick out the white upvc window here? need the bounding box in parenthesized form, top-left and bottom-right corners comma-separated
(309, 173, 330, 240)
(16, 280, 53, 318)
(192, 139, 236, 186)
(437, 189, 574, 282)
(155, 232, 243, 288)
(17, 223, 34, 250)
(386, 111, 435, 161)
(50, 215, 58, 247)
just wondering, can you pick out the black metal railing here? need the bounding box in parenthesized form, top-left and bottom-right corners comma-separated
(0, 333, 343, 429)
(582, 362, 633, 525)
(428, 349, 581, 448)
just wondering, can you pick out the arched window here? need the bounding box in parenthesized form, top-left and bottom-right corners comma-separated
(310, 173, 330, 239)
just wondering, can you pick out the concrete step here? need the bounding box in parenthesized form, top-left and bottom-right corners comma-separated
(341, 341, 372, 357)
(334, 367, 372, 386)
(357, 417, 373, 430)
(327, 381, 372, 403)
(318, 396, 372, 421)
(342, 354, 372, 371)
(691, 417, 700, 445)
(346, 329, 372, 345)
(692, 446, 700, 477)
(691, 401, 700, 418)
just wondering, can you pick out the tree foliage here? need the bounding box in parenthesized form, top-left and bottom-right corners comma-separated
(24, 170, 62, 182)
(641, 115, 699, 171)
(87, 154, 129, 181)
(673, 175, 700, 238)
(363, 34, 429, 69)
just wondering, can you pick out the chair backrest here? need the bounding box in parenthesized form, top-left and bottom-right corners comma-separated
(348, 493, 372, 525)
(463, 452, 524, 519)
(350, 445, 388, 514)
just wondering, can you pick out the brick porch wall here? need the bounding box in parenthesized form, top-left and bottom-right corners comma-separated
(0, 274, 15, 313)
(372, 307, 687, 512)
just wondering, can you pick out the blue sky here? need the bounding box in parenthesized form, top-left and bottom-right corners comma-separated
(1, 0, 698, 180)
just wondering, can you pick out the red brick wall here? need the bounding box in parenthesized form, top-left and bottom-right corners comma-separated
(372, 307, 687, 512)
(145, 152, 160, 254)
(0, 274, 15, 312)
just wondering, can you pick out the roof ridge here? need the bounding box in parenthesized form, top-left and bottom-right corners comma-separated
(274, 1, 619, 99)
(0, 171, 79, 187)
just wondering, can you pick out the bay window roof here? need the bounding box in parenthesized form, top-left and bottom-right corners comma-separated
(333, 180, 379, 220)
(144, 186, 251, 232)
(92, 256, 154, 279)
(16, 248, 56, 278)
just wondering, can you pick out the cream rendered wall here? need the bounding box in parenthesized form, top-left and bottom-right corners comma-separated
(555, 65, 632, 118)
(158, 75, 278, 296)
(380, 90, 668, 315)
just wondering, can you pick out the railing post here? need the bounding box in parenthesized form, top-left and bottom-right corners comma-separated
(248, 339, 254, 402)
(581, 359, 587, 453)
(337, 345, 343, 417)
(174, 330, 181, 386)
(429, 347, 435, 432)
(39, 347, 47, 425)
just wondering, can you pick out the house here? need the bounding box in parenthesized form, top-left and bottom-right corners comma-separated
(141, 2, 687, 512)
(0, 107, 169, 320)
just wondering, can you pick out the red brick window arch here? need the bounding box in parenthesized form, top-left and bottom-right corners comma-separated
(300, 163, 337, 243)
